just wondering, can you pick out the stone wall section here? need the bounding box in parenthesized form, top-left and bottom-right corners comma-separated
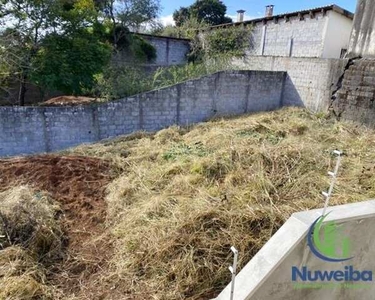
(331, 59, 375, 125)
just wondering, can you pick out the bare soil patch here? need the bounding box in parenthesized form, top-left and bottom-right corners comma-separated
(41, 96, 100, 106)
(0, 155, 114, 298)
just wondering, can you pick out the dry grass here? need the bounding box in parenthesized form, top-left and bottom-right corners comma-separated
(0, 186, 64, 262)
(67, 107, 375, 299)
(0, 274, 53, 300)
(0, 187, 64, 300)
(0, 246, 41, 279)
(0, 246, 54, 300)
(0, 157, 114, 299)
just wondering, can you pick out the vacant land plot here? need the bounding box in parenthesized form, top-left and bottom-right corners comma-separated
(1, 107, 375, 299)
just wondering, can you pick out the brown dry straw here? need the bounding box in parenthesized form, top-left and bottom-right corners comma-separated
(69, 107, 375, 299)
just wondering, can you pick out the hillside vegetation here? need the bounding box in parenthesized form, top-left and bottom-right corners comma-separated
(1, 107, 375, 299)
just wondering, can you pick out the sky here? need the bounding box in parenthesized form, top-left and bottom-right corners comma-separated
(159, 0, 357, 25)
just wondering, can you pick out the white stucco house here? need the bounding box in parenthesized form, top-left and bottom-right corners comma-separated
(208, 4, 354, 59)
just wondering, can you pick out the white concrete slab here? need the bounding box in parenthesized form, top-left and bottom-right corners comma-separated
(216, 200, 375, 300)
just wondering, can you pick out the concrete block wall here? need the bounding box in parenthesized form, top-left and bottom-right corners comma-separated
(233, 56, 348, 111)
(46, 107, 99, 152)
(0, 70, 286, 157)
(168, 39, 191, 65)
(245, 9, 352, 59)
(139, 34, 191, 66)
(0, 107, 47, 155)
(248, 12, 328, 58)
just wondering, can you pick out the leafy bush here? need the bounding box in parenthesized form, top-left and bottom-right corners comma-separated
(89, 20, 251, 101)
(94, 65, 152, 100)
(95, 54, 236, 100)
(152, 55, 237, 87)
(111, 29, 157, 63)
(204, 25, 252, 58)
(156, 19, 251, 62)
(153, 16, 209, 48)
(31, 32, 112, 96)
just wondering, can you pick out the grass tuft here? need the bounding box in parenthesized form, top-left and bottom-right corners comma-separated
(0, 187, 65, 299)
(0, 186, 64, 263)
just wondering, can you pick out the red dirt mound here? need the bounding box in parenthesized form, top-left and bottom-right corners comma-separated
(0, 155, 114, 297)
(41, 96, 100, 106)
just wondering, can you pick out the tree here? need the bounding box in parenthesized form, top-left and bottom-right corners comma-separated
(0, 30, 17, 103)
(154, 17, 208, 39)
(0, 0, 60, 105)
(0, 0, 112, 104)
(30, 31, 112, 95)
(190, 0, 232, 25)
(173, 7, 190, 27)
(0, 0, 160, 104)
(173, 0, 232, 27)
(0, 0, 105, 104)
(101, 0, 160, 48)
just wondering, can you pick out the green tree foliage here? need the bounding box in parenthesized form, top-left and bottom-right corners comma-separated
(101, 0, 160, 48)
(0, 0, 107, 104)
(173, 7, 190, 27)
(116, 0, 160, 28)
(0, 60, 11, 103)
(104, 27, 156, 61)
(94, 65, 152, 99)
(149, 17, 208, 62)
(30, 32, 112, 95)
(158, 20, 251, 62)
(190, 0, 232, 25)
(0, 29, 24, 103)
(0, 0, 62, 105)
(173, 0, 232, 27)
(150, 24, 178, 37)
(155, 17, 208, 39)
(0, 0, 159, 104)
(59, 0, 99, 31)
